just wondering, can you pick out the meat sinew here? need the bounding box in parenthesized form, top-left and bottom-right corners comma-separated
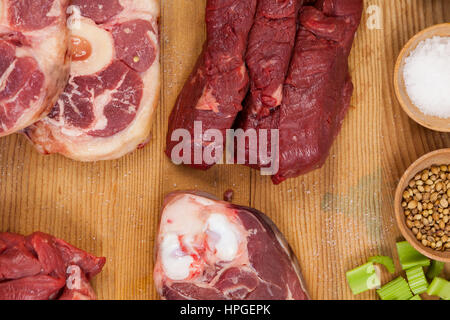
(0, 231, 105, 300)
(245, 0, 301, 118)
(165, 0, 257, 169)
(0, 0, 70, 137)
(154, 191, 309, 300)
(25, 0, 160, 161)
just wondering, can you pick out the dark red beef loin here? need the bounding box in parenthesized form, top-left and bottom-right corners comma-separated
(71, 0, 124, 24)
(245, 0, 301, 117)
(273, 0, 362, 184)
(237, 0, 362, 184)
(165, 0, 257, 170)
(0, 232, 105, 300)
(154, 191, 309, 300)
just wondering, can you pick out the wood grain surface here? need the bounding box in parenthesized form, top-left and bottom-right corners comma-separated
(0, 0, 449, 300)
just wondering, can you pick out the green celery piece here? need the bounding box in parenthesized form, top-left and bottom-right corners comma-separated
(426, 260, 445, 279)
(396, 241, 430, 270)
(346, 262, 381, 295)
(368, 255, 395, 274)
(409, 295, 422, 300)
(377, 276, 413, 300)
(405, 266, 428, 295)
(427, 277, 450, 300)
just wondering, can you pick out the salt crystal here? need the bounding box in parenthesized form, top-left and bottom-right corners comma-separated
(403, 36, 450, 118)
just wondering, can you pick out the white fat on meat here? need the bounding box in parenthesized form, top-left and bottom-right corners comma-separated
(158, 194, 244, 281)
(161, 233, 194, 281)
(204, 214, 239, 262)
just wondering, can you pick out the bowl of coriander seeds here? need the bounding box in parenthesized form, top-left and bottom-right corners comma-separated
(395, 149, 450, 262)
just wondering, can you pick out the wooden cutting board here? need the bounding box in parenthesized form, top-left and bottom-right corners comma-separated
(0, 0, 449, 300)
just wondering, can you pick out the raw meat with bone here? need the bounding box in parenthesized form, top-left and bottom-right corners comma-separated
(0, 231, 105, 300)
(165, 0, 257, 169)
(0, 0, 70, 137)
(245, 0, 301, 118)
(154, 191, 309, 300)
(25, 0, 160, 161)
(238, 0, 362, 184)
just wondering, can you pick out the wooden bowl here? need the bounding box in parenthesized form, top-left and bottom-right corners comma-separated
(394, 23, 450, 132)
(395, 149, 450, 262)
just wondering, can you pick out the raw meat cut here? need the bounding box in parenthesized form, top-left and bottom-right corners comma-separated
(245, 0, 301, 118)
(0, 0, 70, 137)
(0, 231, 105, 300)
(165, 0, 257, 169)
(274, 0, 362, 183)
(154, 191, 309, 300)
(238, 0, 362, 184)
(25, 0, 160, 161)
(0, 275, 66, 300)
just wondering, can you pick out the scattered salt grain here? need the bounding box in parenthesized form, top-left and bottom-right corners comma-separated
(403, 36, 450, 118)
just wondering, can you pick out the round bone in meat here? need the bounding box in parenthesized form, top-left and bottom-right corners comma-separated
(25, 0, 160, 161)
(154, 191, 310, 300)
(0, 0, 70, 137)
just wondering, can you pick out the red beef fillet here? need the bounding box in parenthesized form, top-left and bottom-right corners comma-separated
(165, 0, 257, 169)
(245, 0, 302, 118)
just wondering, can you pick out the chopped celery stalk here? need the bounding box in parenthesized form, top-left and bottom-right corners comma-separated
(396, 241, 430, 270)
(377, 276, 413, 300)
(426, 260, 445, 279)
(368, 255, 395, 274)
(405, 266, 428, 295)
(409, 295, 422, 300)
(346, 262, 381, 295)
(427, 277, 450, 300)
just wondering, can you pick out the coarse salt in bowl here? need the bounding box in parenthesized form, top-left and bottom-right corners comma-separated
(403, 36, 450, 119)
(394, 23, 450, 132)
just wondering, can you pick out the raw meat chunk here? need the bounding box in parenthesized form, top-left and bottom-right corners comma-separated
(154, 191, 309, 300)
(165, 0, 257, 169)
(245, 0, 301, 117)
